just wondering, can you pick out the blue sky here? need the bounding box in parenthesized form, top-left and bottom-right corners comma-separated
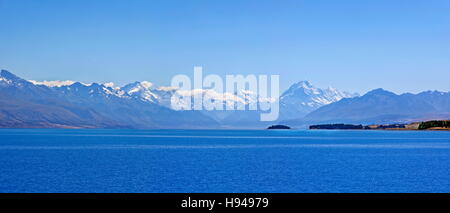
(1, 0, 449, 94)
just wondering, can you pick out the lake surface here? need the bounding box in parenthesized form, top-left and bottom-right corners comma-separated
(0, 129, 449, 193)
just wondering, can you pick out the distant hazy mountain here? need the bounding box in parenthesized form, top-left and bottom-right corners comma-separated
(288, 88, 450, 126)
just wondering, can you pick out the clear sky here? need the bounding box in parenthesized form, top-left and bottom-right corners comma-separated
(1, 0, 449, 94)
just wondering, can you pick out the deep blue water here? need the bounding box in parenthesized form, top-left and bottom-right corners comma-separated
(0, 129, 449, 193)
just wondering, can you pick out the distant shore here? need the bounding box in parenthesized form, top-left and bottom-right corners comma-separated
(309, 120, 450, 131)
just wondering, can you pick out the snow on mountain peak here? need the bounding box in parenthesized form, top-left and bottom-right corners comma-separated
(123, 81, 154, 93)
(121, 81, 159, 102)
(327, 86, 337, 92)
(0, 77, 11, 84)
(140, 81, 153, 89)
(2, 69, 362, 122)
(278, 80, 358, 119)
(292, 81, 313, 89)
(102, 82, 116, 88)
(29, 80, 76, 87)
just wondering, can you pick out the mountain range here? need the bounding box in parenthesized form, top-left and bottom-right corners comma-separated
(1, 69, 449, 129)
(286, 88, 450, 127)
(0, 70, 217, 128)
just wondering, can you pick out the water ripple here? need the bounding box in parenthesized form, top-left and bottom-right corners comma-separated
(1, 143, 450, 150)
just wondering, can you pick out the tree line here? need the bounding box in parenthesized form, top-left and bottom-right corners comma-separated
(418, 120, 450, 130)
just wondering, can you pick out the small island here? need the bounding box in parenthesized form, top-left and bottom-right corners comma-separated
(267, 125, 291, 130)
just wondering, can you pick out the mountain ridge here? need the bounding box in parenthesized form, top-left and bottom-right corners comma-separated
(1, 70, 219, 129)
(4, 70, 418, 129)
(286, 87, 450, 127)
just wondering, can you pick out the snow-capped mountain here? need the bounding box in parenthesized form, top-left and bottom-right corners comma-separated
(3, 68, 450, 129)
(279, 81, 358, 120)
(1, 69, 360, 128)
(121, 81, 159, 103)
(287, 88, 450, 126)
(0, 70, 122, 128)
(119, 81, 264, 112)
(0, 70, 218, 128)
(28, 80, 77, 87)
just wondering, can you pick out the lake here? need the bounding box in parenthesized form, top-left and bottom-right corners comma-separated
(0, 129, 449, 192)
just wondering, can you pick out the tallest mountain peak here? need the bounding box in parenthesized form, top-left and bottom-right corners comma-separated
(295, 80, 313, 88)
(279, 80, 357, 120)
(284, 81, 315, 93)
